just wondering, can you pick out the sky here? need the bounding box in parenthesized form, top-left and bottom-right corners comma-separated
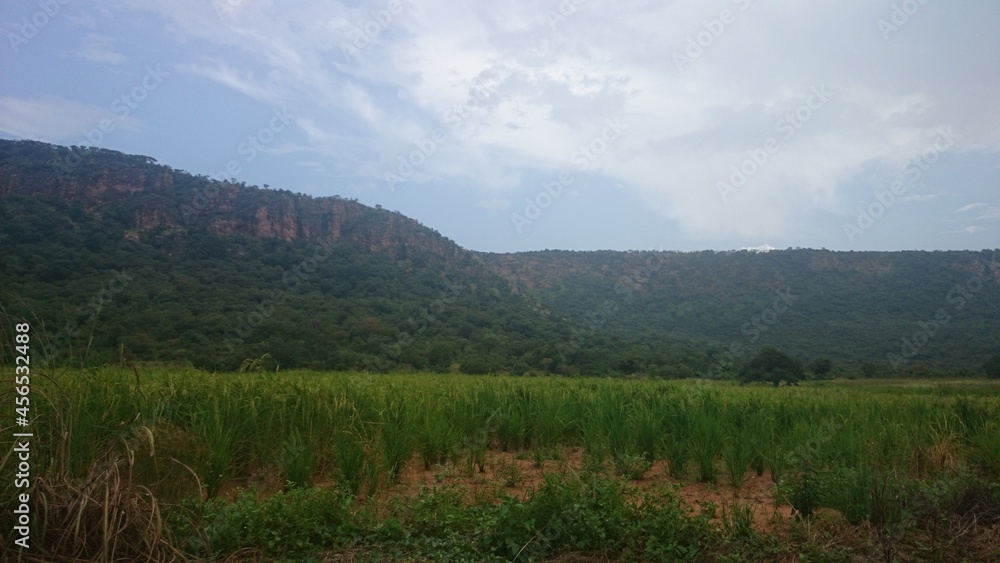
(1, 0, 998, 253)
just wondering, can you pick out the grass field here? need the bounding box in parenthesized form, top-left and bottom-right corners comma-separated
(2, 367, 999, 561)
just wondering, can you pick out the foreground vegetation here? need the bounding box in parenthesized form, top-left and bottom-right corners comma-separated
(2, 367, 999, 561)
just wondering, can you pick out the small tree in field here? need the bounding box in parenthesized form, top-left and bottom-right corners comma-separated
(739, 347, 804, 386)
(808, 358, 834, 379)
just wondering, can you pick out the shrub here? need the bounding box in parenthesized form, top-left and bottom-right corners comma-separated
(739, 347, 805, 386)
(196, 487, 354, 558)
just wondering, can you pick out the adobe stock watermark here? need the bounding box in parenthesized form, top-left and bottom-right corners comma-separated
(727, 287, 798, 359)
(546, 0, 591, 30)
(213, 0, 244, 19)
(181, 106, 293, 222)
(878, 0, 933, 41)
(384, 70, 504, 190)
(843, 127, 957, 243)
(340, 0, 408, 61)
(6, 0, 70, 54)
(673, 0, 753, 72)
(52, 65, 169, 176)
(510, 116, 626, 233)
(717, 84, 832, 202)
(887, 253, 998, 369)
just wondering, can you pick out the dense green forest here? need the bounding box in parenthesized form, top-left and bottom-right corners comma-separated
(1, 140, 998, 376)
(482, 248, 1000, 375)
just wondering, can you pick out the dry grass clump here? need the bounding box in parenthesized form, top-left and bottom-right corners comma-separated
(31, 451, 190, 563)
(0, 369, 199, 563)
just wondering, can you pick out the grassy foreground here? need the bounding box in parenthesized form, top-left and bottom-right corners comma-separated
(2, 368, 999, 561)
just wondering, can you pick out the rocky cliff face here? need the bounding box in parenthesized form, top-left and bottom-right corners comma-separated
(0, 140, 463, 262)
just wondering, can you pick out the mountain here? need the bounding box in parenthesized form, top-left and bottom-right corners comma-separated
(0, 140, 565, 372)
(479, 249, 1000, 374)
(1, 139, 997, 376)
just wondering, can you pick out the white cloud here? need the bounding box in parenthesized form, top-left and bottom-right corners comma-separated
(76, 34, 125, 64)
(175, 57, 282, 103)
(900, 193, 944, 203)
(341, 82, 381, 125)
(944, 203, 1000, 240)
(975, 206, 1000, 221)
(91, 1, 1000, 245)
(955, 203, 987, 213)
(742, 244, 775, 252)
(0, 96, 140, 142)
(942, 225, 994, 235)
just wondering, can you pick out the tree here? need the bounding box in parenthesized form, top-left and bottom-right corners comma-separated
(739, 347, 804, 386)
(808, 358, 834, 379)
(983, 356, 1000, 379)
(358, 316, 382, 338)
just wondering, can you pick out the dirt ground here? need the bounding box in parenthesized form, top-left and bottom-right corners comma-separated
(388, 447, 795, 534)
(226, 447, 1000, 561)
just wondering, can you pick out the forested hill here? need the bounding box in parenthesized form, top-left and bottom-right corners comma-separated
(0, 140, 566, 372)
(479, 249, 1000, 374)
(1, 139, 998, 376)
(0, 140, 464, 260)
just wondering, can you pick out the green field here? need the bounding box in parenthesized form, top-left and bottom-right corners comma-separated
(3, 368, 999, 561)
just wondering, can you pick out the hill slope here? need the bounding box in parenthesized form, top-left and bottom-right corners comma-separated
(1, 139, 997, 375)
(0, 140, 564, 372)
(480, 249, 1000, 374)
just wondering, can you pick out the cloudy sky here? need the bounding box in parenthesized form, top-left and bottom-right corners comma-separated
(2, 0, 998, 253)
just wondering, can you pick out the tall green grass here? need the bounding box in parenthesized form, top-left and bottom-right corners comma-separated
(6, 367, 1000, 520)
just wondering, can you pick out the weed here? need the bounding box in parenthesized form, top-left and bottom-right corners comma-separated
(333, 429, 367, 495)
(613, 452, 652, 480)
(278, 428, 318, 489)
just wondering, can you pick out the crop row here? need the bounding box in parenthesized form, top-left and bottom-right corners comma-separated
(8, 369, 999, 499)
(3, 368, 1000, 560)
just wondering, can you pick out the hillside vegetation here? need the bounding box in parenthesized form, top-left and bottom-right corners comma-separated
(1, 139, 998, 376)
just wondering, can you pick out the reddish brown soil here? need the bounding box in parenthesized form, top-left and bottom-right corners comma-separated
(383, 447, 795, 534)
(218, 447, 1000, 562)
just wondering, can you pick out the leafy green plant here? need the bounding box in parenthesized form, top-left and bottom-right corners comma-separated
(614, 452, 652, 480)
(581, 416, 611, 473)
(494, 458, 523, 488)
(197, 487, 354, 558)
(495, 401, 529, 451)
(722, 433, 753, 489)
(778, 421, 839, 520)
(461, 427, 490, 476)
(869, 471, 912, 563)
(824, 466, 873, 525)
(721, 500, 758, 544)
(953, 397, 987, 442)
(663, 432, 689, 480)
(631, 402, 663, 462)
(416, 407, 459, 469)
(380, 398, 413, 482)
(278, 428, 317, 489)
(628, 485, 714, 562)
(191, 397, 244, 498)
(689, 410, 722, 483)
(971, 421, 1000, 477)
